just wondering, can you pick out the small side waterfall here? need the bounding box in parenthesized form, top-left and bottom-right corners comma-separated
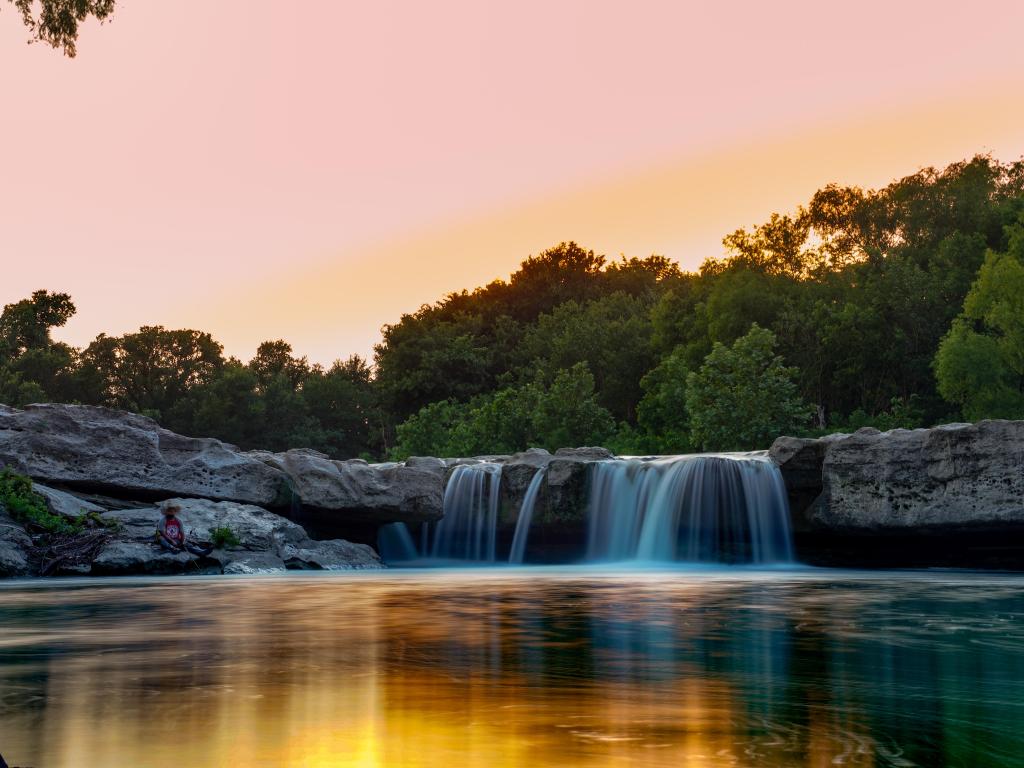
(587, 454, 793, 564)
(430, 463, 502, 562)
(377, 521, 418, 562)
(508, 468, 545, 564)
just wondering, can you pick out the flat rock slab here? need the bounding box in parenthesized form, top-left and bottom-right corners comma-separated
(250, 450, 444, 523)
(93, 498, 382, 575)
(33, 483, 106, 520)
(0, 404, 289, 506)
(815, 420, 1024, 530)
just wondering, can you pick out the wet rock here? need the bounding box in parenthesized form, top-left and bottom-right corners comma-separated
(223, 552, 288, 575)
(0, 508, 33, 577)
(281, 539, 381, 570)
(544, 448, 613, 523)
(768, 433, 849, 529)
(496, 449, 552, 524)
(0, 404, 290, 506)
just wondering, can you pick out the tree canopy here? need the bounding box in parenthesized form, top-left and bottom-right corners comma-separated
(935, 214, 1024, 419)
(3, 155, 1023, 457)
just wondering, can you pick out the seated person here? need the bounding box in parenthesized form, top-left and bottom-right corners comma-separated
(156, 503, 213, 556)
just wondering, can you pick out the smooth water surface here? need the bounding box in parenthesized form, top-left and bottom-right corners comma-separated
(1, 568, 1023, 767)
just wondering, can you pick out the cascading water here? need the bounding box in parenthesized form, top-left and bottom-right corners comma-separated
(508, 468, 545, 564)
(377, 521, 418, 563)
(429, 462, 503, 562)
(378, 453, 793, 567)
(586, 453, 793, 564)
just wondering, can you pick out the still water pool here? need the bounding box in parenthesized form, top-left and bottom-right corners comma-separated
(1, 568, 1022, 767)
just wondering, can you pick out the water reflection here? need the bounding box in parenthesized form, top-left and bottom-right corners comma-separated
(1, 570, 1023, 767)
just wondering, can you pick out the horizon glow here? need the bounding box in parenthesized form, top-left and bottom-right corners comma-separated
(1, 0, 1023, 364)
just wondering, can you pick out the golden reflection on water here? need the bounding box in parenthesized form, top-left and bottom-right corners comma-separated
(1, 570, 1023, 767)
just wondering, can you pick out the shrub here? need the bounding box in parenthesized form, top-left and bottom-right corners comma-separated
(210, 525, 241, 549)
(0, 468, 79, 535)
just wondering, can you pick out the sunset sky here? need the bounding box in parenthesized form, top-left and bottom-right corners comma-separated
(2, 0, 1023, 364)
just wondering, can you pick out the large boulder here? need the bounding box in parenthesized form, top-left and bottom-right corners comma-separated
(91, 541, 208, 575)
(815, 421, 1024, 530)
(280, 538, 382, 570)
(91, 498, 382, 576)
(249, 449, 444, 525)
(101, 498, 309, 551)
(0, 404, 289, 506)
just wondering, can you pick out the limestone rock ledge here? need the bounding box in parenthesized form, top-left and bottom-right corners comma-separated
(1, 492, 382, 578)
(771, 420, 1024, 532)
(93, 498, 382, 575)
(0, 403, 289, 506)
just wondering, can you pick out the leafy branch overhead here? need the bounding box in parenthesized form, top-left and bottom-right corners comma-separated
(8, 0, 116, 57)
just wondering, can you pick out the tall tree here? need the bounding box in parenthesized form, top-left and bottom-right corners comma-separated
(80, 326, 225, 419)
(0, 290, 75, 357)
(935, 217, 1024, 419)
(686, 325, 808, 451)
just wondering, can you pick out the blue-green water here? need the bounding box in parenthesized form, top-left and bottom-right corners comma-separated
(0, 568, 1022, 767)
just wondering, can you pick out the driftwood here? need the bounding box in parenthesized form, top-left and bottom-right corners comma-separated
(36, 530, 113, 576)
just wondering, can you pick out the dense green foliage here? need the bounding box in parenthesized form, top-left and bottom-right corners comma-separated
(0, 468, 76, 534)
(392, 364, 614, 458)
(685, 325, 809, 451)
(3, 155, 1023, 457)
(935, 219, 1024, 419)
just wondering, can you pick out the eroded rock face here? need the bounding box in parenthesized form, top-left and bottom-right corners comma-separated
(498, 449, 551, 525)
(769, 433, 849, 530)
(0, 507, 33, 577)
(816, 421, 1024, 530)
(544, 447, 613, 523)
(0, 404, 289, 506)
(250, 450, 444, 524)
(91, 498, 382, 576)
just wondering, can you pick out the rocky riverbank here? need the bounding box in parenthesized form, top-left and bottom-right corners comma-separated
(2, 403, 1023, 575)
(0, 404, 395, 576)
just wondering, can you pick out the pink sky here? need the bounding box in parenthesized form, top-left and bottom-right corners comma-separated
(2, 0, 1023, 364)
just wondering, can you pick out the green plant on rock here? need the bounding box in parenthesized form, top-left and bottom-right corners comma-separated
(210, 525, 241, 549)
(75, 510, 121, 532)
(0, 468, 79, 535)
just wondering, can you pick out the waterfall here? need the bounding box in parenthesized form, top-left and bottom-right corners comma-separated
(377, 522, 418, 563)
(508, 468, 545, 564)
(430, 463, 502, 561)
(587, 453, 793, 564)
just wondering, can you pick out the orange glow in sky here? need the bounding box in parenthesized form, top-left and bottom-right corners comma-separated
(2, 0, 1022, 363)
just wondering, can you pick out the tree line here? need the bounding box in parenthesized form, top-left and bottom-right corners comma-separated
(2, 155, 1023, 459)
